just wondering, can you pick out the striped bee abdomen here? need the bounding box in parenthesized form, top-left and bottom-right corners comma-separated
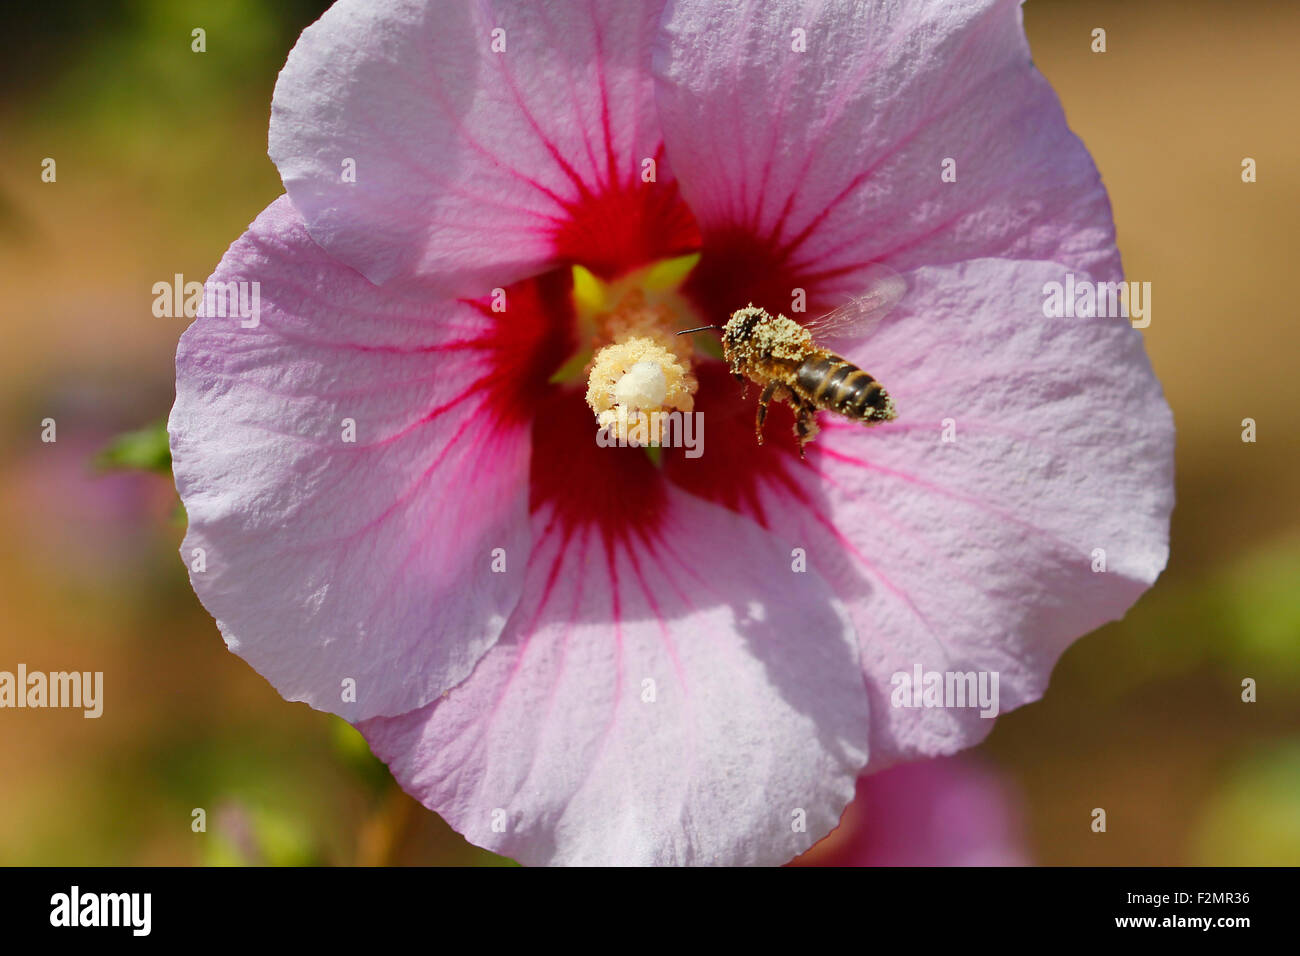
(794, 353, 895, 423)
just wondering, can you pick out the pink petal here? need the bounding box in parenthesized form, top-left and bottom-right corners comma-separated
(270, 0, 696, 295)
(793, 757, 1027, 866)
(655, 0, 1121, 318)
(361, 485, 871, 866)
(169, 196, 534, 721)
(667, 258, 1173, 766)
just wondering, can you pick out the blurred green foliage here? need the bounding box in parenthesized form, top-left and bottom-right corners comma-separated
(2, 0, 332, 100)
(94, 419, 170, 474)
(1192, 741, 1300, 865)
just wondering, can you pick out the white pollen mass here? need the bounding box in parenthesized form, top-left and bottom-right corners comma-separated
(613, 361, 668, 409)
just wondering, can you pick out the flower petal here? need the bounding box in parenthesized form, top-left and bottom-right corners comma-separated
(169, 196, 537, 721)
(666, 258, 1173, 766)
(655, 0, 1120, 318)
(361, 459, 871, 866)
(270, 0, 697, 294)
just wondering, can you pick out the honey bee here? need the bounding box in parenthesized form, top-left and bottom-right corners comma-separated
(678, 264, 905, 457)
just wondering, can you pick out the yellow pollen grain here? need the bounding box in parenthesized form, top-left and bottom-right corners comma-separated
(593, 289, 695, 365)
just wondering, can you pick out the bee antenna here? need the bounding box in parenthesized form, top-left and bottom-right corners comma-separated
(676, 325, 720, 336)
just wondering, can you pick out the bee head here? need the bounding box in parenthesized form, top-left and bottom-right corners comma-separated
(721, 305, 769, 348)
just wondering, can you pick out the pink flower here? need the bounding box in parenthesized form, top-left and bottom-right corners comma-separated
(170, 0, 1173, 865)
(791, 757, 1028, 867)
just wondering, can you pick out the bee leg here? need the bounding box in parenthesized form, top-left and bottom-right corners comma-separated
(793, 402, 819, 460)
(755, 383, 777, 445)
(735, 373, 750, 400)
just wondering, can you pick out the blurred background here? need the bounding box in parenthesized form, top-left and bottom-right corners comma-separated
(0, 0, 1296, 865)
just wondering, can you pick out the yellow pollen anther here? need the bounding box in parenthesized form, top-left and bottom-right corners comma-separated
(572, 258, 703, 443)
(586, 335, 696, 440)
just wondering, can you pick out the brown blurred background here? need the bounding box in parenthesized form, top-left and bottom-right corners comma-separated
(0, 0, 1296, 865)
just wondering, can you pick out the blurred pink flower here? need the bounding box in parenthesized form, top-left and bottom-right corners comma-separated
(791, 757, 1028, 867)
(170, 0, 1172, 864)
(10, 431, 172, 576)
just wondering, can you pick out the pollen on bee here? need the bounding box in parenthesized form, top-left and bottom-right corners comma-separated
(724, 304, 811, 363)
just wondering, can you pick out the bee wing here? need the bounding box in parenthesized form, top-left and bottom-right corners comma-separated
(802, 263, 906, 342)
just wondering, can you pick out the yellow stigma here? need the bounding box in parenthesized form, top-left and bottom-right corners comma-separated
(575, 257, 702, 443)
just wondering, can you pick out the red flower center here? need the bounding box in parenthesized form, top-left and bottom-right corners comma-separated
(469, 174, 828, 541)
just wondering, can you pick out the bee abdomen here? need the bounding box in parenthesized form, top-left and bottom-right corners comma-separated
(795, 354, 894, 422)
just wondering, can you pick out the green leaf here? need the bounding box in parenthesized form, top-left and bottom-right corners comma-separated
(94, 420, 171, 475)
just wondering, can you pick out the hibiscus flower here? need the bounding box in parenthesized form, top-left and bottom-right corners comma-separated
(170, 0, 1173, 865)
